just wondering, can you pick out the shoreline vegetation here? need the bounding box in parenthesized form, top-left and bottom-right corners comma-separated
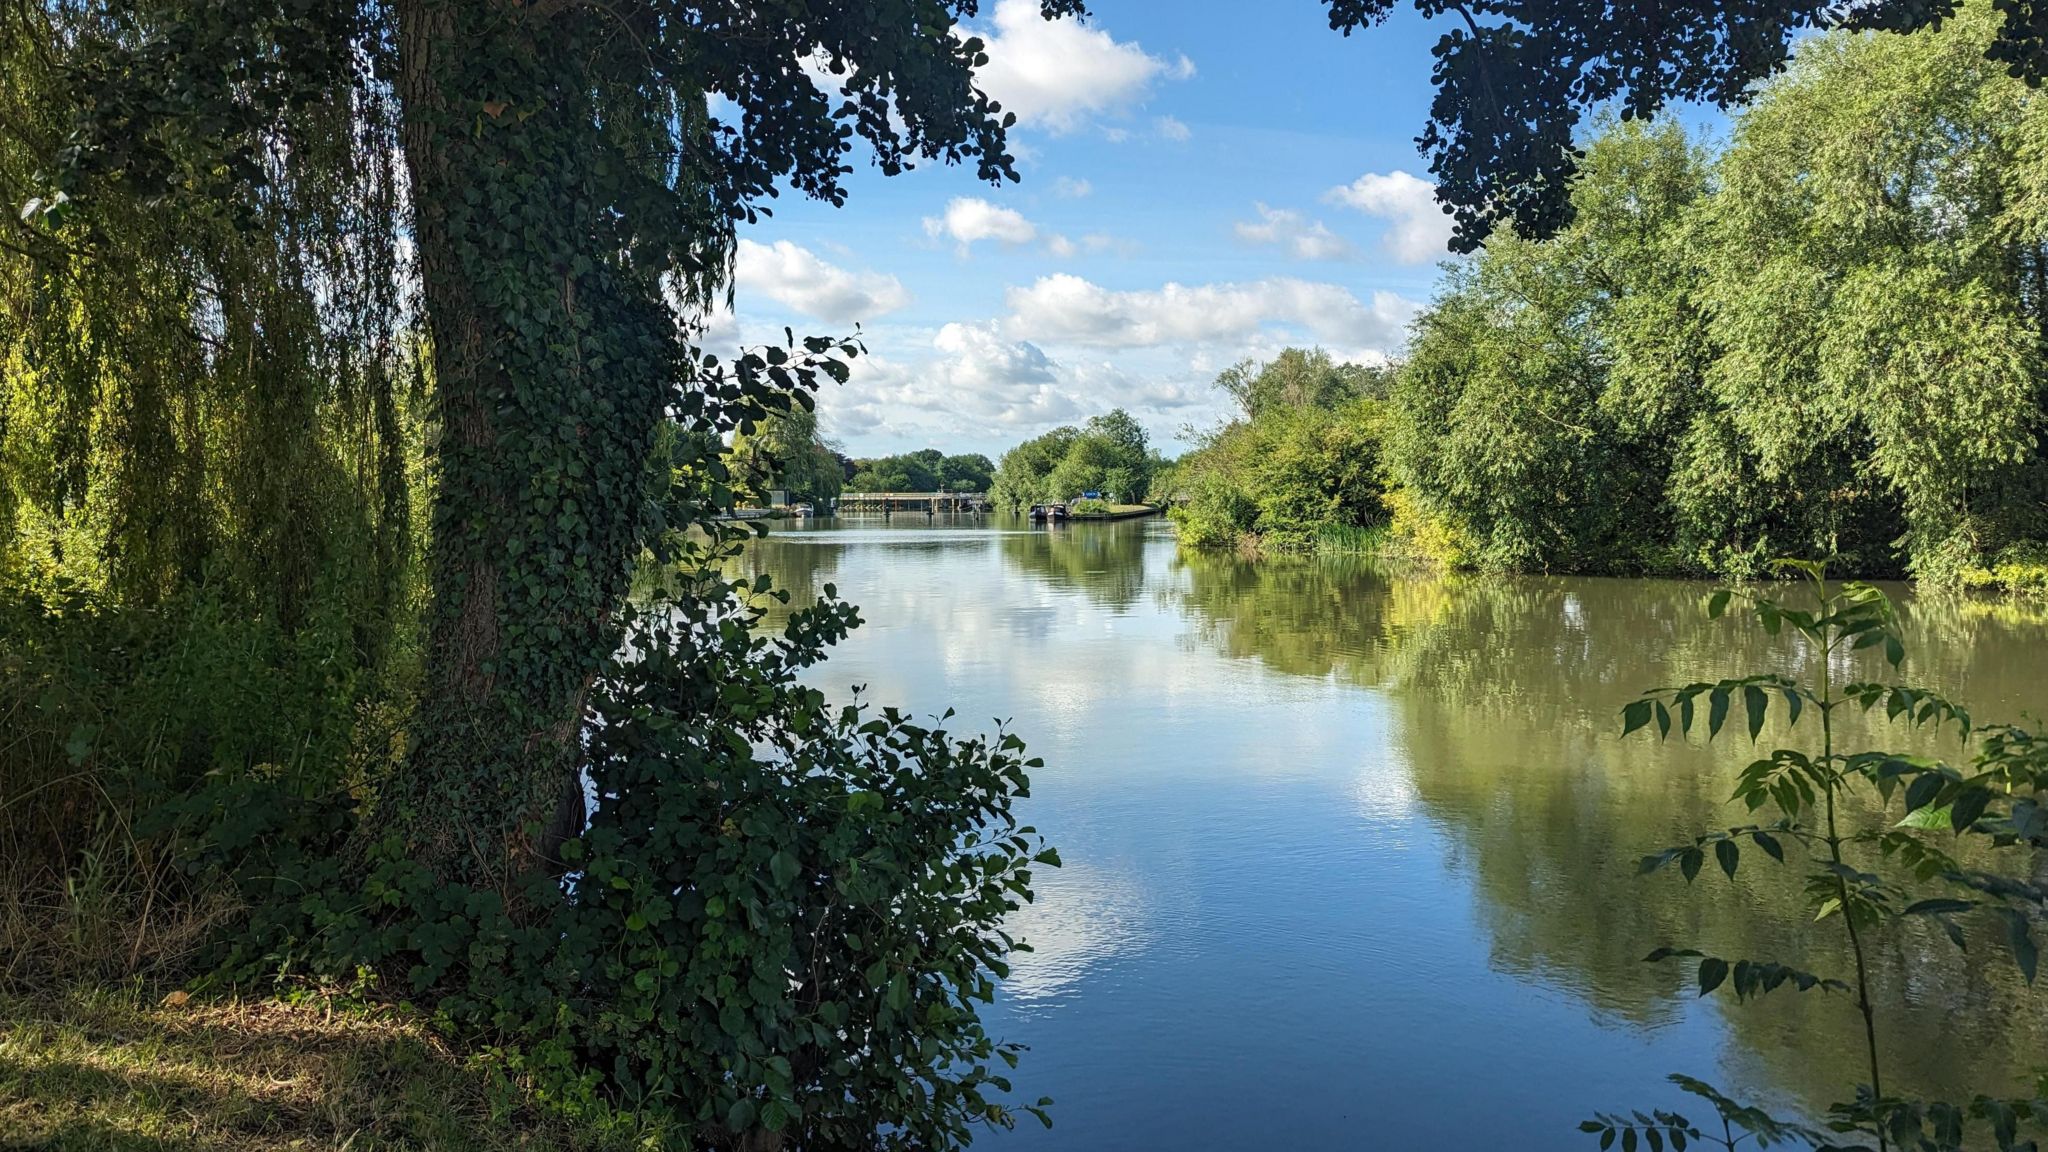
(1156, 11, 2048, 597)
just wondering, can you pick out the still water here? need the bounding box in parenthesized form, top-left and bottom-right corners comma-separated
(732, 515, 2048, 1151)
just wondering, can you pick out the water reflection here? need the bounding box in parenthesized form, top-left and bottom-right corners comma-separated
(1169, 550, 2048, 1110)
(732, 520, 2048, 1147)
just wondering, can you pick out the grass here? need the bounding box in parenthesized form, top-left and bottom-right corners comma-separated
(1066, 502, 1157, 519)
(0, 983, 632, 1152)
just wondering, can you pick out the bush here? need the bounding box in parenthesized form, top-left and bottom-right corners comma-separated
(0, 579, 406, 987)
(246, 544, 1056, 1149)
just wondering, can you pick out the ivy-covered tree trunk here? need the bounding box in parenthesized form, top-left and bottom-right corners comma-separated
(392, 0, 675, 894)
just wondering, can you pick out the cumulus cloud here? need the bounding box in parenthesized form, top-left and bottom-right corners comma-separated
(734, 239, 909, 323)
(827, 322, 1081, 436)
(973, 0, 1193, 133)
(923, 197, 1038, 252)
(1003, 273, 1416, 350)
(1234, 203, 1354, 261)
(817, 319, 1216, 450)
(1324, 171, 1455, 264)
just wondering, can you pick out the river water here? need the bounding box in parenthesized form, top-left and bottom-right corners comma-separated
(731, 515, 2048, 1151)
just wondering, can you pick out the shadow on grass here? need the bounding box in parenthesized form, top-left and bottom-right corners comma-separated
(0, 986, 619, 1151)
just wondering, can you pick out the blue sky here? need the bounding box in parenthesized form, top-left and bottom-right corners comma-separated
(707, 1, 1500, 460)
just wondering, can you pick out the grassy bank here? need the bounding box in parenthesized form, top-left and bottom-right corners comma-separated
(0, 983, 633, 1152)
(1067, 501, 1162, 521)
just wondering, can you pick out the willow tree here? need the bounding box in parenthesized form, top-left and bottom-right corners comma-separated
(15, 0, 1083, 894)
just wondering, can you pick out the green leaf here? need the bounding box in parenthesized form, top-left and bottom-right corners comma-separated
(1949, 787, 1991, 832)
(770, 851, 800, 889)
(1997, 908, 2038, 983)
(1743, 685, 1768, 742)
(1751, 831, 1784, 863)
(1714, 838, 1739, 880)
(1698, 957, 1729, 996)
(1903, 772, 1944, 814)
(1623, 699, 1653, 738)
(1706, 589, 1731, 619)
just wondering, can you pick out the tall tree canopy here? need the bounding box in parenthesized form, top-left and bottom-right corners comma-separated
(4, 0, 1085, 890)
(1322, 0, 2048, 250)
(1389, 2, 2048, 580)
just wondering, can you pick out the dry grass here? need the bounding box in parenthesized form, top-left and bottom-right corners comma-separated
(0, 983, 629, 1151)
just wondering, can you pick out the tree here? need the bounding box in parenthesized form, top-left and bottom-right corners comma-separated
(18, 0, 1087, 891)
(940, 453, 996, 492)
(1214, 347, 1386, 418)
(1385, 11, 2048, 582)
(845, 450, 950, 492)
(1172, 350, 1391, 553)
(730, 409, 843, 506)
(991, 426, 1081, 509)
(1319, 0, 2048, 251)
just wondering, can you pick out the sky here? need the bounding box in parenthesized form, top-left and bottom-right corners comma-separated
(704, 0, 1486, 461)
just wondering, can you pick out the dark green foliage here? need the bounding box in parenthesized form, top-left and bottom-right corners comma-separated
(5, 0, 1069, 1141)
(1318, 0, 2048, 251)
(843, 448, 992, 494)
(1391, 22, 2048, 581)
(1171, 349, 1390, 554)
(1587, 563, 2048, 1151)
(990, 409, 1157, 509)
(236, 509, 1053, 1148)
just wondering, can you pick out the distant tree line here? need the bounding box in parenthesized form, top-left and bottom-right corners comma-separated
(990, 409, 1161, 509)
(1177, 7, 2048, 590)
(844, 449, 995, 494)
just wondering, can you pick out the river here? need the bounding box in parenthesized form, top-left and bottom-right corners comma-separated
(729, 514, 2048, 1151)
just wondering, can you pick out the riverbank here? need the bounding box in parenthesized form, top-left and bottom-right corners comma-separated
(0, 982, 631, 1151)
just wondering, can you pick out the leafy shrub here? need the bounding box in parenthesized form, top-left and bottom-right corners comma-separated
(243, 537, 1056, 1149)
(1963, 543, 2048, 596)
(1171, 370, 1389, 556)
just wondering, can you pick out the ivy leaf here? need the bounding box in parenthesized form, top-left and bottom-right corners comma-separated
(770, 851, 801, 889)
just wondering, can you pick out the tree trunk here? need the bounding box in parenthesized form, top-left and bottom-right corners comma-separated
(390, 0, 672, 899)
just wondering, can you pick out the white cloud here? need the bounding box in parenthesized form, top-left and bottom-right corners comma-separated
(1234, 203, 1354, 261)
(1003, 273, 1417, 350)
(973, 0, 1193, 133)
(818, 319, 1212, 450)
(828, 323, 1079, 436)
(924, 196, 1038, 253)
(1155, 115, 1191, 142)
(734, 239, 909, 323)
(1324, 171, 1455, 264)
(1051, 176, 1094, 199)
